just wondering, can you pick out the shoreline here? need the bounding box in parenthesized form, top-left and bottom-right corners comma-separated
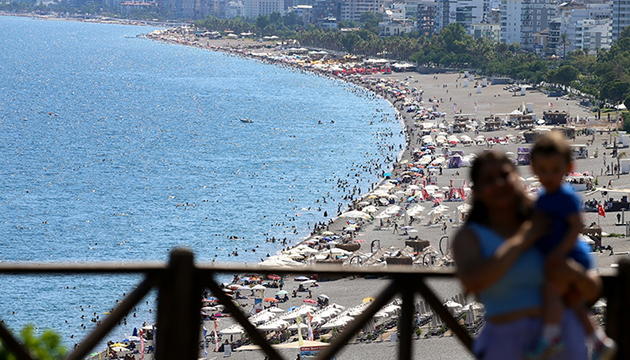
(4, 17, 628, 358)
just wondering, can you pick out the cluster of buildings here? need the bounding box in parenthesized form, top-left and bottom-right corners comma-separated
(97, 0, 629, 54)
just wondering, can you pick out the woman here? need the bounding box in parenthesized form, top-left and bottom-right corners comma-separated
(452, 151, 601, 360)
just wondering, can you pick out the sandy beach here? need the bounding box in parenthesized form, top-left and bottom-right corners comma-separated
(98, 31, 630, 360)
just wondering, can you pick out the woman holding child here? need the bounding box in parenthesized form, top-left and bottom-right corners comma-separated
(452, 144, 612, 360)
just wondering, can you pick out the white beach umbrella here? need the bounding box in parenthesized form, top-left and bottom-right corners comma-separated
(287, 323, 308, 330)
(340, 210, 372, 220)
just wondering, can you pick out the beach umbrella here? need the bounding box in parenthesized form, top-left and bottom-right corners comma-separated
(317, 294, 330, 300)
(276, 290, 288, 296)
(287, 323, 309, 330)
(123, 336, 140, 342)
(294, 276, 309, 281)
(111, 343, 127, 347)
(269, 307, 285, 313)
(321, 231, 335, 236)
(267, 274, 281, 280)
(301, 279, 317, 286)
(340, 210, 372, 220)
(251, 284, 267, 290)
(263, 298, 279, 302)
(219, 327, 244, 335)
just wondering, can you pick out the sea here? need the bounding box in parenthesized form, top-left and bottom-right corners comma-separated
(0, 15, 403, 349)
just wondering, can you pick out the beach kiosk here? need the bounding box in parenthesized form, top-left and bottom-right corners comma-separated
(571, 144, 588, 159)
(517, 148, 532, 165)
(543, 110, 570, 125)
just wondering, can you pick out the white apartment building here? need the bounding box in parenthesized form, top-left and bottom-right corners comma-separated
(612, 0, 630, 41)
(578, 18, 612, 50)
(379, 18, 416, 35)
(244, 0, 283, 18)
(557, 2, 611, 52)
(340, 0, 386, 22)
(469, 22, 500, 42)
(500, 0, 555, 50)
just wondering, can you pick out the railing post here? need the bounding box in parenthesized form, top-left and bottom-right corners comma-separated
(398, 278, 415, 360)
(156, 248, 201, 360)
(605, 258, 630, 360)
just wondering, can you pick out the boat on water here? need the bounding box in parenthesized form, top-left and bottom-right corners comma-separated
(240, 118, 254, 123)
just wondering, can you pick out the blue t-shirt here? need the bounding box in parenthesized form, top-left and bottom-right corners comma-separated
(469, 222, 544, 317)
(535, 183, 582, 254)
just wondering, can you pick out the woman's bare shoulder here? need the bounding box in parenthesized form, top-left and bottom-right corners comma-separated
(452, 225, 482, 266)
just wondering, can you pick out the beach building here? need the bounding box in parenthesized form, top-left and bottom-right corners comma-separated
(500, 0, 555, 50)
(339, 0, 386, 22)
(613, 0, 630, 41)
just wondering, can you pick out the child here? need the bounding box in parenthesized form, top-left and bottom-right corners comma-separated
(529, 131, 616, 360)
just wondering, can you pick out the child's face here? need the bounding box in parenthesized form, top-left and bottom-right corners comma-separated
(531, 154, 572, 192)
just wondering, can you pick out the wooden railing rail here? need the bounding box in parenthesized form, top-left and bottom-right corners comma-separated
(0, 249, 627, 360)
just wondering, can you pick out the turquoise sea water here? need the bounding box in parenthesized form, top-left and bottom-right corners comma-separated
(0, 16, 403, 347)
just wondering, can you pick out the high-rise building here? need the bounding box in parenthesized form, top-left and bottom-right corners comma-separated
(417, 1, 436, 35)
(313, 0, 341, 22)
(339, 0, 386, 22)
(500, 0, 555, 51)
(435, 0, 457, 32)
(612, 0, 630, 41)
(244, 0, 284, 17)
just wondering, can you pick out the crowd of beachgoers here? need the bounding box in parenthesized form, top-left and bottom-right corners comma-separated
(93, 27, 630, 360)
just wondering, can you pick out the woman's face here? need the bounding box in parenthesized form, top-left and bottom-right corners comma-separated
(474, 160, 522, 210)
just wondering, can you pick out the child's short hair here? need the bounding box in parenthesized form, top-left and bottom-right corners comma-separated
(531, 131, 572, 165)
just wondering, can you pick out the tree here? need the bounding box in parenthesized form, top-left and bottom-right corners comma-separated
(0, 325, 66, 360)
(559, 32, 570, 59)
(256, 15, 271, 33)
(359, 12, 382, 34)
(547, 65, 579, 86)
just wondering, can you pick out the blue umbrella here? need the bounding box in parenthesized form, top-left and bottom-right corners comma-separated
(384, 172, 392, 178)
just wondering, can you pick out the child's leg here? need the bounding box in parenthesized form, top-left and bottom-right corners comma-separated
(541, 280, 563, 341)
(574, 303, 595, 336)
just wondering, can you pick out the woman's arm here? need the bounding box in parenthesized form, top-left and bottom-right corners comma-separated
(452, 220, 543, 294)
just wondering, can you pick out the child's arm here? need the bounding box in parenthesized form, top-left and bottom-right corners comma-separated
(553, 212, 584, 257)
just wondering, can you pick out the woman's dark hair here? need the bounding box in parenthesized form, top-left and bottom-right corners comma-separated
(466, 151, 532, 225)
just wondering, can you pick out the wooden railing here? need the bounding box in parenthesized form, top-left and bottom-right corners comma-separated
(0, 248, 628, 360)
